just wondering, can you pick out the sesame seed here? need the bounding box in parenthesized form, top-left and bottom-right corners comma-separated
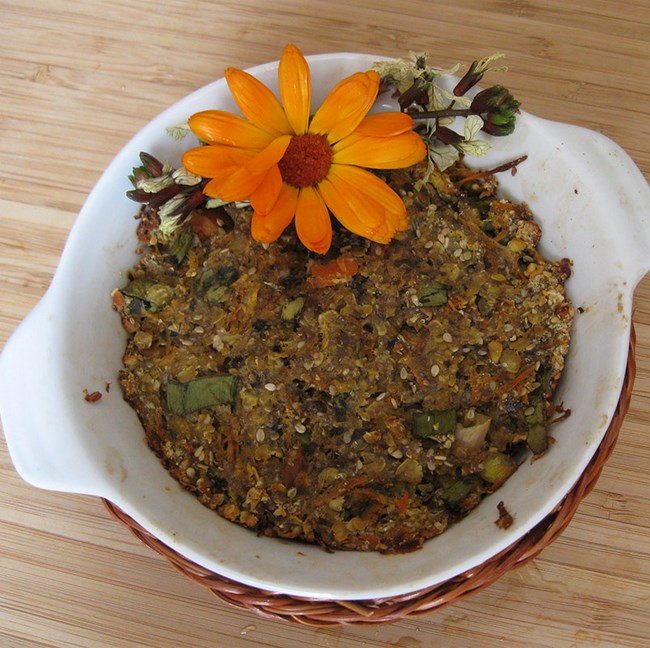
(256, 429, 266, 442)
(400, 367, 408, 380)
(376, 392, 387, 401)
(295, 423, 306, 434)
(430, 364, 440, 377)
(442, 332, 453, 343)
(264, 383, 277, 391)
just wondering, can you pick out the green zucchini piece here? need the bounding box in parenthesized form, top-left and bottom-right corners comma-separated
(204, 284, 229, 305)
(418, 282, 448, 307)
(480, 452, 516, 485)
(413, 409, 457, 439)
(198, 266, 240, 304)
(526, 423, 548, 455)
(442, 480, 473, 504)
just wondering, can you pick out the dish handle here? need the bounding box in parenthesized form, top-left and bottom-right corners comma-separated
(0, 292, 106, 496)
(572, 124, 650, 285)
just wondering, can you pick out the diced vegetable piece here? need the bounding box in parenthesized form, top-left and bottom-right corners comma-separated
(418, 281, 448, 307)
(395, 458, 423, 484)
(413, 409, 457, 439)
(453, 414, 491, 455)
(500, 349, 521, 374)
(121, 278, 174, 311)
(480, 452, 516, 485)
(309, 257, 359, 287)
(166, 375, 238, 415)
(198, 266, 240, 304)
(204, 284, 229, 305)
(525, 401, 545, 425)
(168, 226, 193, 265)
(442, 480, 473, 504)
(282, 296, 305, 321)
(526, 423, 548, 455)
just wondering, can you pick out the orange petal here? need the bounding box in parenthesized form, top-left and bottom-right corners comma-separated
(294, 186, 332, 254)
(279, 44, 311, 135)
(251, 183, 299, 243)
(211, 165, 264, 202)
(318, 165, 408, 243)
(353, 112, 415, 137)
(332, 130, 427, 169)
(203, 178, 229, 200)
(246, 135, 291, 175)
(216, 136, 291, 202)
(249, 165, 283, 215)
(318, 178, 391, 243)
(329, 164, 407, 231)
(187, 111, 275, 148)
(309, 71, 380, 144)
(182, 145, 255, 179)
(225, 67, 292, 136)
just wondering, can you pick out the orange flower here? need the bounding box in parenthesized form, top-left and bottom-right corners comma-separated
(182, 45, 426, 254)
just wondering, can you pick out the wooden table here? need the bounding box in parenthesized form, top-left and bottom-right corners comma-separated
(1, 1, 648, 646)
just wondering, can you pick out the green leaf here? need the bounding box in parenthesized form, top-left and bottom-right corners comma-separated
(166, 375, 238, 415)
(121, 278, 174, 311)
(168, 226, 193, 265)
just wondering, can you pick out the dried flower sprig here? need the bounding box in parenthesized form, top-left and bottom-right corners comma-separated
(127, 152, 210, 236)
(374, 52, 521, 171)
(125, 50, 523, 251)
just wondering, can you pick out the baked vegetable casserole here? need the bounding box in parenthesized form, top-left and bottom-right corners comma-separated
(114, 159, 574, 553)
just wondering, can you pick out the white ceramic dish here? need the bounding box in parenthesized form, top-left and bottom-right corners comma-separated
(1, 54, 649, 601)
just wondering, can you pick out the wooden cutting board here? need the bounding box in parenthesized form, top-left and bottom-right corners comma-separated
(1, 1, 648, 646)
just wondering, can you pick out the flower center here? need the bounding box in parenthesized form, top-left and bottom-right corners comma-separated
(278, 134, 333, 187)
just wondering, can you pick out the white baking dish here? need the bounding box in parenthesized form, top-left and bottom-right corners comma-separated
(1, 53, 648, 601)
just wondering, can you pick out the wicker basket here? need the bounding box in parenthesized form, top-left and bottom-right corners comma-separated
(104, 327, 637, 626)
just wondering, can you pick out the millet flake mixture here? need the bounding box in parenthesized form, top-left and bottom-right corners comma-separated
(114, 159, 574, 553)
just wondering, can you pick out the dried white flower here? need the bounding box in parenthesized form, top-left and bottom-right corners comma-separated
(172, 166, 203, 186)
(166, 122, 191, 140)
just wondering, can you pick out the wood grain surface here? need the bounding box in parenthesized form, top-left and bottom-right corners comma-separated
(1, 1, 648, 646)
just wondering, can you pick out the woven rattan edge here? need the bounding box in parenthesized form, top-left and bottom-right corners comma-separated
(103, 326, 637, 626)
